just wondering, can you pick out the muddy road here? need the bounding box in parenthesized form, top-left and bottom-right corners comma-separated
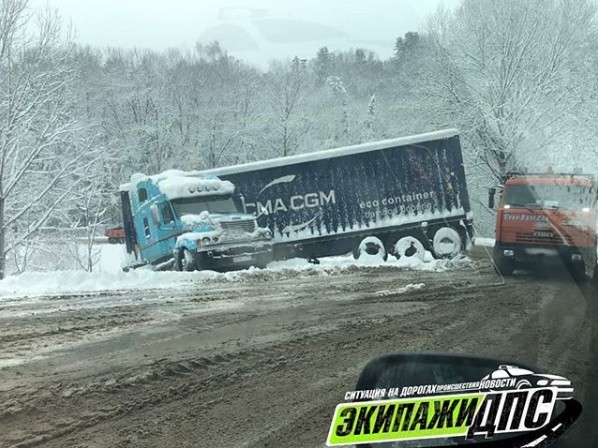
(0, 252, 596, 448)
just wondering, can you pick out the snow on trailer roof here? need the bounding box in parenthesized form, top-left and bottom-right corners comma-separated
(203, 129, 459, 176)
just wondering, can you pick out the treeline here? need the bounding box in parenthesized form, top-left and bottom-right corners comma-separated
(74, 41, 433, 179)
(1, 0, 597, 275)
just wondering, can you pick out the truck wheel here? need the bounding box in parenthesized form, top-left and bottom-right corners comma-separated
(175, 248, 197, 272)
(568, 263, 587, 283)
(493, 255, 515, 276)
(432, 227, 462, 259)
(354, 237, 388, 261)
(394, 237, 425, 262)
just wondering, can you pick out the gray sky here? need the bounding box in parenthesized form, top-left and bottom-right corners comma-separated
(31, 0, 460, 65)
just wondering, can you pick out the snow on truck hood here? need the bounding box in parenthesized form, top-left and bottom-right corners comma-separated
(179, 213, 259, 240)
(120, 170, 235, 199)
(180, 213, 252, 227)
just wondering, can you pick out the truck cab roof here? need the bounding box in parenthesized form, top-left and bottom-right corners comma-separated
(120, 170, 235, 200)
(504, 173, 595, 187)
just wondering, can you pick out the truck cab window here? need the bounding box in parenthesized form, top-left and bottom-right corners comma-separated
(172, 196, 239, 217)
(143, 217, 151, 238)
(161, 203, 174, 225)
(138, 188, 148, 203)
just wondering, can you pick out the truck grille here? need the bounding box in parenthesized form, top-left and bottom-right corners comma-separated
(221, 220, 256, 234)
(515, 232, 572, 245)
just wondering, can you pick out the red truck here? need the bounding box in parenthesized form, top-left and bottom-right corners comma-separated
(105, 226, 125, 244)
(489, 172, 597, 280)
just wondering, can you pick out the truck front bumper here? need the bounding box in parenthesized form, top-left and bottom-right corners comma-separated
(198, 243, 273, 270)
(493, 242, 592, 267)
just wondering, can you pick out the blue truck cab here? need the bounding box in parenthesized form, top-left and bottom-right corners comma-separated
(119, 170, 273, 271)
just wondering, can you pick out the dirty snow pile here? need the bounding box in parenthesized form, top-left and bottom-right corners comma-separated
(265, 251, 474, 274)
(0, 244, 475, 299)
(473, 237, 495, 247)
(0, 269, 230, 299)
(374, 283, 426, 297)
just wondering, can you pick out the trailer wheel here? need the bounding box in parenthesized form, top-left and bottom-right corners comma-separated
(432, 227, 462, 259)
(394, 237, 425, 261)
(354, 237, 388, 261)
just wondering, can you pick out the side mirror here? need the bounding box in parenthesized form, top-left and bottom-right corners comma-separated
(238, 193, 247, 214)
(256, 204, 269, 217)
(488, 187, 496, 209)
(150, 204, 160, 226)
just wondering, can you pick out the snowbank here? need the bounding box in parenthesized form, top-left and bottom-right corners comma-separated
(260, 251, 473, 274)
(0, 245, 475, 299)
(0, 269, 226, 299)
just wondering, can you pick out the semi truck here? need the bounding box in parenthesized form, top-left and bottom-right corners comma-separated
(489, 171, 597, 280)
(204, 129, 474, 262)
(119, 170, 273, 271)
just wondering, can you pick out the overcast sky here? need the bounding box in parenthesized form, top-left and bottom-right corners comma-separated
(30, 0, 460, 65)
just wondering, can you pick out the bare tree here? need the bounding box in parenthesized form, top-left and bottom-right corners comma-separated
(0, 0, 99, 278)
(327, 75, 351, 145)
(64, 177, 107, 272)
(266, 57, 308, 157)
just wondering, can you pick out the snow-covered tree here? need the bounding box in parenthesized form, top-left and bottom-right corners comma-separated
(0, 0, 99, 278)
(362, 93, 376, 141)
(266, 57, 309, 157)
(427, 0, 598, 180)
(327, 75, 350, 145)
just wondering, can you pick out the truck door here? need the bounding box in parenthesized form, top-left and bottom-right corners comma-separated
(157, 202, 181, 254)
(120, 190, 138, 257)
(139, 202, 181, 264)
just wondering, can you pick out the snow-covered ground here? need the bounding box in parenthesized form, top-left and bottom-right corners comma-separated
(0, 244, 476, 300)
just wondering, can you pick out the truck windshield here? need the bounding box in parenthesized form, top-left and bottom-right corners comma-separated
(504, 184, 593, 211)
(172, 196, 240, 217)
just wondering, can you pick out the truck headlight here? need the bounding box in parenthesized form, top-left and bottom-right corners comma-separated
(264, 229, 272, 239)
(202, 237, 211, 245)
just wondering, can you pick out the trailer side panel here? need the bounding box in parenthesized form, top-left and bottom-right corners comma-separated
(214, 135, 470, 258)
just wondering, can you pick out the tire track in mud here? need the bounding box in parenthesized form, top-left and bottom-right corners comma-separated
(1, 260, 592, 447)
(36, 287, 537, 446)
(251, 282, 587, 448)
(0, 269, 490, 447)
